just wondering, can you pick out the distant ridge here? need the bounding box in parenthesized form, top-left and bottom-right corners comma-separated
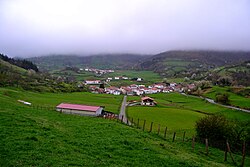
(135, 50, 250, 75)
(27, 54, 149, 71)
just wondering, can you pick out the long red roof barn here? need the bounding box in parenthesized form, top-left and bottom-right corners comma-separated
(56, 103, 103, 116)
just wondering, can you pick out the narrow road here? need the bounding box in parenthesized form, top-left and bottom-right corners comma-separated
(181, 93, 250, 113)
(119, 96, 131, 125)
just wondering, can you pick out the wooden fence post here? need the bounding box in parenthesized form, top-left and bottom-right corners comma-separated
(149, 122, 153, 133)
(205, 138, 209, 155)
(164, 127, 167, 139)
(192, 136, 195, 151)
(182, 131, 186, 142)
(172, 132, 176, 142)
(157, 124, 160, 135)
(143, 120, 146, 131)
(241, 140, 246, 167)
(224, 140, 228, 161)
(137, 118, 140, 128)
(226, 140, 236, 164)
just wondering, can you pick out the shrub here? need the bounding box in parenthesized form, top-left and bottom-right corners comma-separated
(215, 93, 230, 104)
(195, 114, 233, 142)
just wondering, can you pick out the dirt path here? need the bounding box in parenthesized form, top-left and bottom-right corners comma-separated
(119, 96, 131, 125)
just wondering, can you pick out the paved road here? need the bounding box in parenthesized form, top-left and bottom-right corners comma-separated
(181, 93, 250, 113)
(119, 96, 131, 125)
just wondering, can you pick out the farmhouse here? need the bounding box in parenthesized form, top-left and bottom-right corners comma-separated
(141, 97, 157, 106)
(56, 103, 103, 116)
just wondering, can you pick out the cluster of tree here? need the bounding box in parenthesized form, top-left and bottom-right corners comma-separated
(0, 53, 38, 72)
(196, 114, 250, 152)
(0, 54, 86, 93)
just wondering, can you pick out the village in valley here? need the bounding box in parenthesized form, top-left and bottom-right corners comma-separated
(87, 81, 196, 96)
(83, 67, 196, 96)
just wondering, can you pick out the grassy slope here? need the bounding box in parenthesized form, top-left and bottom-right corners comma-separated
(0, 88, 248, 166)
(0, 88, 123, 114)
(127, 93, 250, 133)
(0, 59, 27, 74)
(203, 86, 250, 109)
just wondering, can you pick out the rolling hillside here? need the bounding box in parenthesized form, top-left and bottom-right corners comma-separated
(136, 51, 250, 78)
(28, 54, 149, 71)
(0, 56, 82, 92)
(1, 87, 248, 166)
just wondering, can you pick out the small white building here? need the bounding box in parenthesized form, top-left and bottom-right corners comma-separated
(56, 103, 103, 116)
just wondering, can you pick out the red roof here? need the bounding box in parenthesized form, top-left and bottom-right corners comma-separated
(56, 103, 101, 112)
(141, 96, 154, 101)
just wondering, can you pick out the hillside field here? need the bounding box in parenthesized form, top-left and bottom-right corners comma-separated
(203, 86, 250, 109)
(127, 93, 250, 133)
(0, 88, 249, 166)
(0, 88, 123, 114)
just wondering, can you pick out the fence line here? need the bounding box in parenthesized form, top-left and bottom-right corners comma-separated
(114, 114, 248, 167)
(25, 105, 248, 166)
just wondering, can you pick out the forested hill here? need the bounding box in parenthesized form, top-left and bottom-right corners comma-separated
(28, 54, 149, 71)
(135, 51, 250, 77)
(0, 53, 38, 72)
(0, 54, 84, 92)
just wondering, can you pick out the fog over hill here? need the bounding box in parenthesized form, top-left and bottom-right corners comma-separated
(1, 0, 250, 57)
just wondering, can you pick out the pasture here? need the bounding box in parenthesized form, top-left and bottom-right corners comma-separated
(127, 93, 250, 133)
(203, 86, 250, 109)
(0, 88, 123, 114)
(0, 87, 248, 166)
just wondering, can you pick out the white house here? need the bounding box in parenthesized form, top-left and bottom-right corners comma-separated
(85, 80, 101, 85)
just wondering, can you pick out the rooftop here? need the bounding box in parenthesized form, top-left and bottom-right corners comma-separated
(56, 103, 101, 112)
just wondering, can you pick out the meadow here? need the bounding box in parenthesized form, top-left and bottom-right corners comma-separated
(0, 88, 123, 114)
(127, 93, 250, 133)
(203, 86, 250, 109)
(0, 87, 248, 166)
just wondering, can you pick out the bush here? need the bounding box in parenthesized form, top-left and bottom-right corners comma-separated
(215, 93, 230, 104)
(195, 115, 250, 152)
(195, 115, 233, 142)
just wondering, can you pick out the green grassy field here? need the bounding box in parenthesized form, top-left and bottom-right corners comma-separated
(0, 88, 123, 114)
(0, 88, 248, 166)
(203, 86, 250, 109)
(127, 93, 250, 133)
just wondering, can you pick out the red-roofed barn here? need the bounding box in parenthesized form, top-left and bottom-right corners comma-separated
(56, 103, 103, 116)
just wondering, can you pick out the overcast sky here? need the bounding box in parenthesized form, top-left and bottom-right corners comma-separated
(0, 0, 250, 57)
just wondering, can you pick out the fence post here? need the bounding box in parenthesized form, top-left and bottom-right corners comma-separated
(164, 127, 167, 139)
(224, 140, 228, 161)
(127, 118, 129, 125)
(172, 132, 176, 142)
(226, 140, 236, 164)
(143, 120, 146, 131)
(137, 118, 140, 128)
(157, 124, 160, 135)
(149, 122, 153, 133)
(241, 140, 246, 167)
(205, 138, 209, 155)
(182, 131, 186, 142)
(192, 136, 195, 151)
